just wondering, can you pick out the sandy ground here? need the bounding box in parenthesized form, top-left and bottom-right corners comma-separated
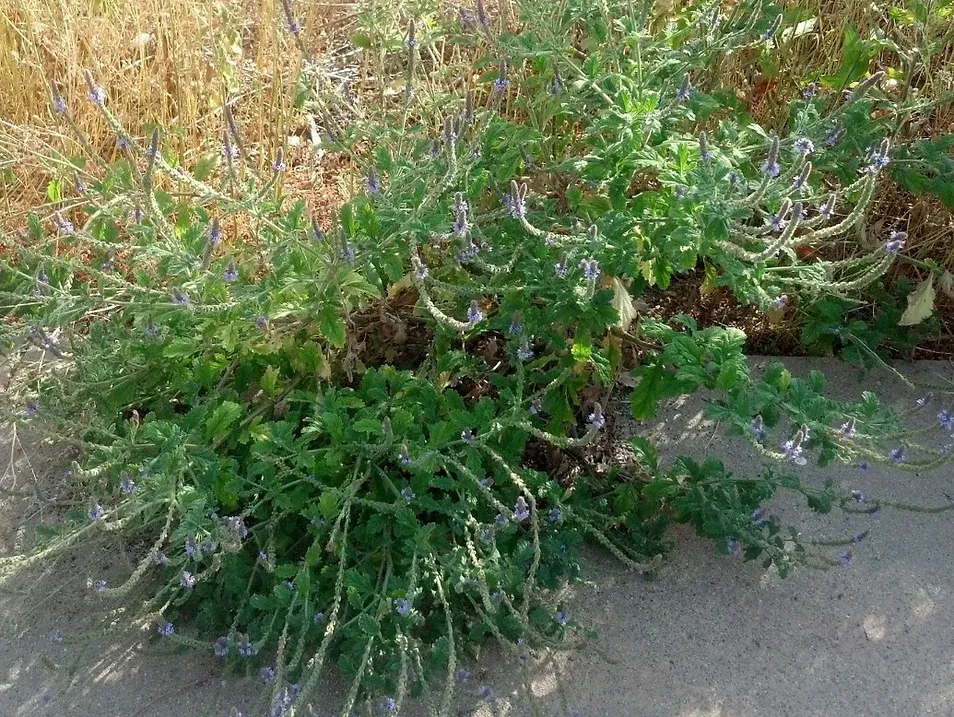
(2, 358, 953, 717)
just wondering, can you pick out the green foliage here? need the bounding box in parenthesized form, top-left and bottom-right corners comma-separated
(2, 0, 953, 713)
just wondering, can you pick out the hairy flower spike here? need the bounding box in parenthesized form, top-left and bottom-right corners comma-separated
(513, 496, 530, 521)
(281, 0, 301, 35)
(846, 71, 884, 103)
(676, 74, 692, 102)
(84, 70, 105, 105)
(273, 147, 286, 173)
(792, 162, 812, 191)
(781, 428, 807, 465)
(587, 403, 605, 430)
(366, 168, 382, 195)
(467, 300, 483, 325)
(51, 84, 67, 115)
(508, 181, 527, 219)
(818, 193, 836, 221)
(698, 131, 713, 162)
(761, 13, 782, 41)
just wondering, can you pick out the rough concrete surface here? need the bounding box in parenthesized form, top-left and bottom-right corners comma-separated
(2, 358, 953, 717)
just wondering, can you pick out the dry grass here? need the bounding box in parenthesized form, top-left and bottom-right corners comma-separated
(0, 0, 950, 263)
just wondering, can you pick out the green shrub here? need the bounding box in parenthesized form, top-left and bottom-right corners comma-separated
(2, 0, 953, 714)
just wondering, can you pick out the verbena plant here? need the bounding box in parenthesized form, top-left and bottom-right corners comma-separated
(2, 0, 953, 714)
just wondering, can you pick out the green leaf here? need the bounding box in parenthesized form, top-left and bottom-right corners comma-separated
(317, 305, 347, 349)
(630, 363, 682, 420)
(193, 153, 220, 181)
(205, 401, 243, 441)
(319, 491, 339, 520)
(261, 365, 280, 397)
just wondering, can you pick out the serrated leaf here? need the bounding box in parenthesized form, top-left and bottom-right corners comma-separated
(317, 305, 347, 348)
(898, 275, 935, 326)
(319, 491, 339, 520)
(205, 401, 243, 440)
(261, 365, 280, 396)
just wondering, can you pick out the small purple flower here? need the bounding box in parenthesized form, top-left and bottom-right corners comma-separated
(54, 212, 74, 234)
(117, 136, 130, 150)
(260, 665, 276, 683)
(255, 315, 269, 330)
(915, 395, 930, 408)
(850, 489, 865, 502)
(157, 621, 175, 637)
(118, 473, 136, 494)
(461, 428, 475, 443)
(818, 194, 836, 221)
(857, 460, 870, 471)
(287, 18, 301, 35)
(201, 539, 217, 553)
(824, 126, 843, 147)
(698, 131, 713, 162)
(770, 296, 788, 311)
(88, 502, 104, 521)
(394, 598, 411, 616)
(223, 261, 239, 283)
(25, 400, 38, 416)
(726, 537, 742, 557)
(674, 184, 688, 199)
(95, 579, 107, 592)
(556, 609, 570, 626)
(840, 417, 856, 438)
(453, 209, 469, 237)
(237, 635, 255, 656)
(939, 410, 954, 432)
(171, 288, 190, 306)
(493, 59, 509, 93)
(53, 95, 68, 114)
(516, 337, 533, 361)
(180, 570, 197, 590)
(840, 551, 852, 566)
(185, 536, 198, 557)
(884, 231, 906, 254)
(888, 447, 904, 462)
(495, 513, 509, 528)
(548, 507, 562, 523)
(479, 526, 494, 542)
(781, 429, 807, 465)
(455, 667, 470, 684)
(803, 83, 817, 99)
(366, 169, 382, 195)
(51, 629, 63, 643)
(208, 219, 223, 245)
(530, 399, 542, 415)
(214, 636, 229, 657)
(477, 685, 494, 701)
(88, 84, 106, 106)
(675, 75, 692, 102)
(794, 137, 814, 156)
(467, 300, 483, 325)
(580, 258, 601, 280)
(508, 314, 523, 335)
(313, 611, 326, 625)
(751, 508, 766, 526)
(554, 258, 569, 277)
(400, 486, 415, 501)
(761, 159, 781, 178)
(399, 444, 412, 465)
(153, 551, 167, 565)
(514, 496, 530, 522)
(866, 151, 891, 174)
(587, 403, 605, 430)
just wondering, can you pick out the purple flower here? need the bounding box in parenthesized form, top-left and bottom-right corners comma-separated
(377, 697, 396, 713)
(366, 169, 382, 195)
(185, 536, 198, 557)
(399, 444, 413, 465)
(850, 489, 865, 502)
(223, 261, 239, 282)
(255, 315, 269, 330)
(888, 447, 904, 462)
(794, 137, 814, 156)
(237, 635, 255, 656)
(453, 209, 468, 236)
(580, 258, 601, 280)
(209, 219, 223, 244)
(548, 507, 562, 523)
(802, 83, 817, 99)
(117, 136, 130, 150)
(675, 75, 692, 102)
(915, 395, 930, 408)
(840, 551, 852, 566)
(751, 508, 766, 526)
(201, 539, 217, 553)
(939, 410, 954, 432)
(157, 621, 175, 637)
(460, 428, 475, 443)
(454, 667, 470, 684)
(153, 551, 167, 565)
(313, 611, 326, 625)
(840, 417, 856, 438)
(180, 570, 197, 590)
(51, 629, 63, 643)
(88, 84, 106, 105)
(857, 460, 870, 471)
(554, 258, 569, 277)
(781, 429, 807, 465)
(227, 516, 248, 540)
(54, 212, 74, 234)
(725, 537, 742, 557)
(477, 685, 494, 701)
(400, 486, 415, 502)
(394, 598, 411, 616)
(698, 131, 713, 162)
(287, 18, 301, 35)
(95, 579, 107, 592)
(53, 95, 68, 114)
(770, 296, 788, 311)
(760, 159, 781, 178)
(171, 289, 190, 306)
(467, 300, 483, 325)
(88, 502, 104, 521)
(495, 513, 509, 528)
(818, 194, 836, 221)
(508, 314, 522, 335)
(516, 337, 533, 361)
(556, 609, 570, 626)
(514, 496, 530, 522)
(493, 59, 509, 93)
(824, 126, 843, 147)
(260, 666, 276, 683)
(118, 473, 135, 495)
(25, 400, 38, 416)
(866, 151, 891, 174)
(214, 636, 229, 657)
(587, 403, 605, 430)
(530, 398, 542, 415)
(884, 231, 906, 254)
